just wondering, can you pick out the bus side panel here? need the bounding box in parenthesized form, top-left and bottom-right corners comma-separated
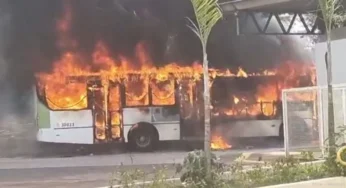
(151, 106, 180, 141)
(216, 120, 282, 138)
(122, 107, 181, 142)
(38, 128, 94, 144)
(37, 100, 51, 129)
(153, 123, 180, 141)
(123, 123, 181, 143)
(37, 109, 94, 144)
(122, 108, 152, 125)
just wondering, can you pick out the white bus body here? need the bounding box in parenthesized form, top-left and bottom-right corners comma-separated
(36, 100, 284, 144)
(35, 76, 312, 151)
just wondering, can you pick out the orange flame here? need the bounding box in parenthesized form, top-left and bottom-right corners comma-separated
(35, 4, 317, 142)
(211, 135, 232, 150)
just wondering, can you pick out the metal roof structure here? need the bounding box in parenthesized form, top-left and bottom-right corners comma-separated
(218, 0, 327, 35)
(219, 0, 318, 13)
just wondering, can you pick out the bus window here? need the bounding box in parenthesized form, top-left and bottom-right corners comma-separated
(151, 78, 175, 106)
(124, 75, 149, 106)
(109, 85, 121, 111)
(45, 82, 88, 110)
(109, 85, 122, 139)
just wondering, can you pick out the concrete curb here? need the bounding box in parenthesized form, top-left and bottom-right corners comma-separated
(223, 159, 325, 176)
(258, 177, 346, 188)
(234, 152, 253, 162)
(101, 178, 180, 188)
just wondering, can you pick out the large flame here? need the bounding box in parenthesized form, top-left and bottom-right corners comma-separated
(211, 135, 232, 150)
(35, 3, 317, 144)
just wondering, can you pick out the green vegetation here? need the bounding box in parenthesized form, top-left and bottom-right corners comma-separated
(109, 150, 346, 188)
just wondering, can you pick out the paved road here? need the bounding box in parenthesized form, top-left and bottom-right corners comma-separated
(0, 151, 185, 188)
(0, 166, 118, 188)
(0, 164, 183, 188)
(0, 126, 284, 188)
(1, 149, 290, 188)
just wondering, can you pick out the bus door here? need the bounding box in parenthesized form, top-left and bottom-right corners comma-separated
(178, 79, 204, 140)
(87, 78, 108, 143)
(150, 77, 181, 140)
(108, 81, 123, 141)
(87, 79, 124, 143)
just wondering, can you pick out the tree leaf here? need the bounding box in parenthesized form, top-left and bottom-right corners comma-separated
(187, 0, 223, 47)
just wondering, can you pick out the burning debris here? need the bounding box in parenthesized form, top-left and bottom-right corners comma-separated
(211, 135, 232, 150)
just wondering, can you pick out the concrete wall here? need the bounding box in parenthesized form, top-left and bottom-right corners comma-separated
(314, 27, 346, 146)
(314, 27, 346, 86)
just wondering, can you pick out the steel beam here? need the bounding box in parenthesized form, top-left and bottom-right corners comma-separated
(220, 0, 295, 12)
(235, 11, 324, 35)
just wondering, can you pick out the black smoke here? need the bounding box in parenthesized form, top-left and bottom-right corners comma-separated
(0, 0, 314, 157)
(5, 0, 311, 110)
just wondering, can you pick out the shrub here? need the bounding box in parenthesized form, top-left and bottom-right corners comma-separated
(228, 155, 329, 188)
(111, 150, 346, 188)
(110, 165, 183, 188)
(177, 150, 229, 188)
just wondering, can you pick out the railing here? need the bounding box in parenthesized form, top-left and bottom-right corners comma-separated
(282, 84, 346, 157)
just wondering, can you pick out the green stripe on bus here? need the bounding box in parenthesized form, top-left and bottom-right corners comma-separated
(37, 101, 51, 129)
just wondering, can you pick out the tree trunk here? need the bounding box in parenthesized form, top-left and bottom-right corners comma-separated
(202, 48, 211, 174)
(326, 32, 336, 155)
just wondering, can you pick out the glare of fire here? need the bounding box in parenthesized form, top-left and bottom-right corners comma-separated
(35, 3, 317, 141)
(233, 96, 240, 104)
(211, 135, 232, 150)
(237, 67, 248, 78)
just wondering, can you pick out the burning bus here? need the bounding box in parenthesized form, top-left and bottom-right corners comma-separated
(32, 1, 317, 151)
(34, 48, 316, 151)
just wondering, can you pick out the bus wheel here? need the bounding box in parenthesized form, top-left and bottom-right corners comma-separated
(129, 123, 158, 152)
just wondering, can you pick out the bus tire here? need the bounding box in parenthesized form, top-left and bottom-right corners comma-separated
(128, 122, 158, 152)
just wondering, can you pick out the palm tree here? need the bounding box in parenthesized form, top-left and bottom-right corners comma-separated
(187, 0, 223, 172)
(318, 0, 346, 155)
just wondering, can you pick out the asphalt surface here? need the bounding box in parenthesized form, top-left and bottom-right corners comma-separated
(0, 164, 183, 188)
(0, 150, 242, 188)
(0, 166, 118, 188)
(0, 125, 284, 188)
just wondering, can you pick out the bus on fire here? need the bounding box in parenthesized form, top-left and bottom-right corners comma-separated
(34, 73, 314, 151)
